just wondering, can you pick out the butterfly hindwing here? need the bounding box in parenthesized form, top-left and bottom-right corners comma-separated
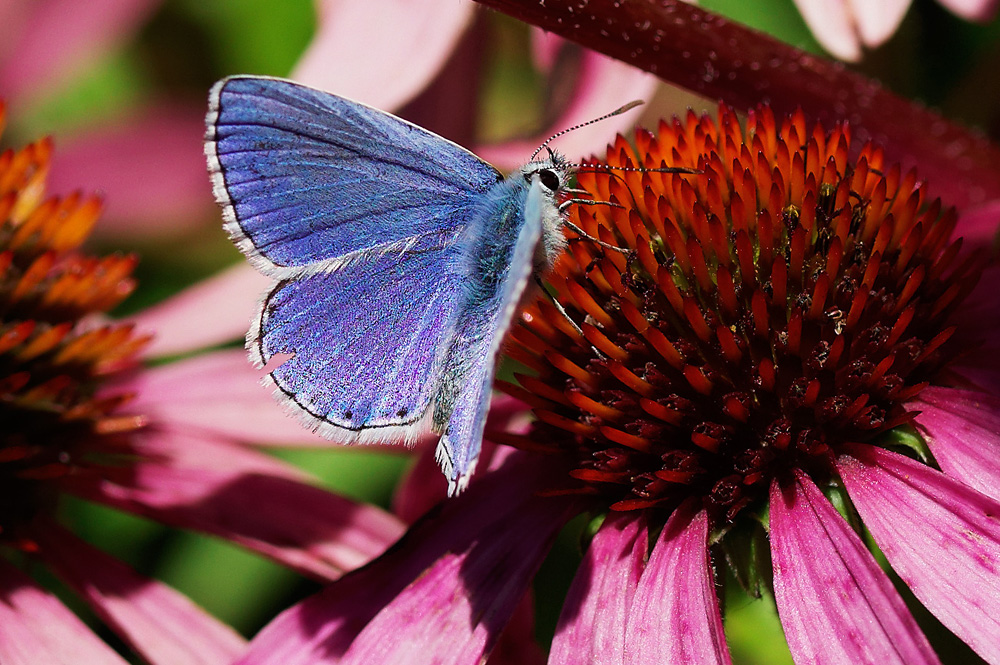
(257, 231, 465, 439)
(206, 76, 503, 272)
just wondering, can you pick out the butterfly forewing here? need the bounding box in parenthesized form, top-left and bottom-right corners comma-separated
(207, 76, 502, 272)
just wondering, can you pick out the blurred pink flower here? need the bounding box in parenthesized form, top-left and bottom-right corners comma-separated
(0, 0, 218, 238)
(228, 1, 1000, 663)
(792, 0, 1000, 61)
(0, 107, 404, 664)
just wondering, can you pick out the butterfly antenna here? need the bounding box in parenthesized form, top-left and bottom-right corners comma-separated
(575, 162, 702, 176)
(529, 100, 645, 162)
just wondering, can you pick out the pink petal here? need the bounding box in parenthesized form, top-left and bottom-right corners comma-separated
(47, 103, 213, 237)
(0, 0, 160, 103)
(237, 453, 574, 664)
(624, 505, 731, 665)
(937, 0, 1000, 20)
(0, 561, 129, 665)
(122, 349, 328, 446)
(791, 0, 862, 61)
(292, 0, 474, 111)
(531, 29, 562, 71)
(392, 395, 533, 522)
(911, 386, 1000, 502)
(131, 263, 268, 359)
(477, 0, 1000, 210)
(476, 47, 660, 170)
(339, 495, 567, 665)
(770, 471, 940, 665)
(838, 444, 1000, 663)
(846, 0, 912, 47)
(549, 512, 646, 665)
(123, 427, 311, 479)
(67, 430, 404, 581)
(32, 522, 245, 665)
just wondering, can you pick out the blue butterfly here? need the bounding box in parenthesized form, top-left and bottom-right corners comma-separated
(205, 75, 603, 494)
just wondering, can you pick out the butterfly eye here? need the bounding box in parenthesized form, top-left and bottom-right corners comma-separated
(538, 169, 560, 192)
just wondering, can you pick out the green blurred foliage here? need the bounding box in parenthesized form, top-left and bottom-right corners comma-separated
(6, 0, 994, 661)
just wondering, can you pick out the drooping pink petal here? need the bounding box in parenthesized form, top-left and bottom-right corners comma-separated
(838, 444, 1000, 664)
(0, 560, 129, 665)
(120, 426, 311, 479)
(339, 496, 569, 665)
(911, 386, 1000, 502)
(47, 103, 213, 237)
(131, 263, 268, 359)
(0, 0, 161, 103)
(292, 0, 474, 111)
(392, 395, 532, 522)
(791, 0, 862, 61)
(549, 512, 646, 665)
(66, 430, 404, 581)
(624, 505, 731, 665)
(937, 0, 1000, 20)
(32, 522, 245, 665)
(770, 471, 940, 665)
(473, 0, 1000, 210)
(121, 349, 328, 446)
(477, 47, 659, 169)
(237, 452, 575, 665)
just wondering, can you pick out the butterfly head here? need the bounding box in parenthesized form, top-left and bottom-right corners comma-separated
(515, 148, 572, 269)
(519, 147, 571, 192)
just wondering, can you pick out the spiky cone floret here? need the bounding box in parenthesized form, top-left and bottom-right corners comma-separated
(501, 103, 983, 526)
(0, 103, 148, 548)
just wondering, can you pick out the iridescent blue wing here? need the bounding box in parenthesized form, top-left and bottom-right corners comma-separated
(433, 181, 547, 493)
(255, 231, 464, 439)
(206, 75, 502, 273)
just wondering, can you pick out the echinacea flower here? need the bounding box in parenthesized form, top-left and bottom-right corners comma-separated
(235, 101, 1000, 665)
(0, 103, 404, 664)
(232, 1, 1000, 664)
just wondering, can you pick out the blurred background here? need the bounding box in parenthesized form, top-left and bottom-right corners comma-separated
(2, 0, 997, 662)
